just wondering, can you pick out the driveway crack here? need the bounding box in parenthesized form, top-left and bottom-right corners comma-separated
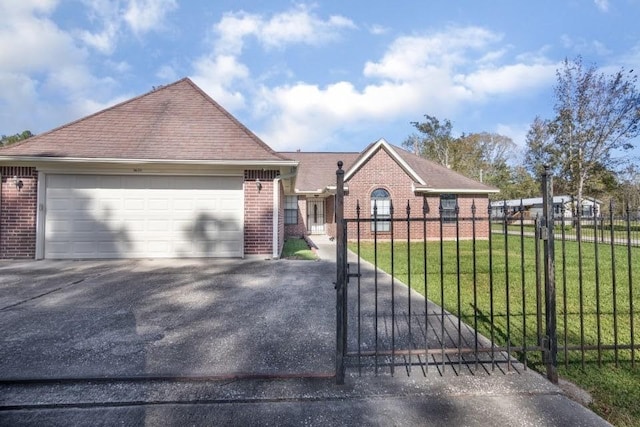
(0, 277, 87, 311)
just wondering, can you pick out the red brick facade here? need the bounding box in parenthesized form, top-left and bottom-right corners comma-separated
(342, 148, 489, 240)
(284, 196, 308, 237)
(0, 167, 38, 259)
(243, 169, 279, 256)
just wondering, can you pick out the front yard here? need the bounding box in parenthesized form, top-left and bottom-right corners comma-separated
(353, 236, 640, 426)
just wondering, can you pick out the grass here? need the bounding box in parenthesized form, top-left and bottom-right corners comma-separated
(351, 235, 640, 426)
(281, 237, 317, 260)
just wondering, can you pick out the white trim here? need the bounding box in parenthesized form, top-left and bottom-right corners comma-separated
(294, 189, 328, 195)
(416, 187, 501, 194)
(35, 172, 46, 259)
(273, 177, 281, 259)
(343, 138, 426, 185)
(36, 168, 245, 177)
(0, 156, 298, 167)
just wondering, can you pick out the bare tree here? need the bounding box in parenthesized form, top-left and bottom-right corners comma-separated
(404, 115, 456, 168)
(548, 56, 640, 209)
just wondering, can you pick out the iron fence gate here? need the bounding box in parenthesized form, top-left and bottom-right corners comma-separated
(335, 163, 639, 384)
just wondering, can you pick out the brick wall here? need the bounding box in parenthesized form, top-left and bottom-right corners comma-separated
(343, 148, 490, 240)
(284, 196, 307, 237)
(244, 170, 277, 255)
(0, 167, 38, 259)
(325, 195, 336, 238)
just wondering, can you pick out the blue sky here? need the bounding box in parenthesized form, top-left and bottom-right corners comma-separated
(1, 0, 639, 159)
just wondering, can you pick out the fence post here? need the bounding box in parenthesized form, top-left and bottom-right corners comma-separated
(336, 161, 346, 384)
(541, 166, 558, 384)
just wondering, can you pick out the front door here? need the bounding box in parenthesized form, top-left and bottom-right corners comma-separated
(307, 199, 325, 234)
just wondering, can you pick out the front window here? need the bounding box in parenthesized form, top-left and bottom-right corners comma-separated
(440, 194, 458, 223)
(371, 188, 391, 232)
(284, 196, 298, 224)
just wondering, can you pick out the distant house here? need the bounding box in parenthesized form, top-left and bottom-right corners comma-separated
(490, 196, 602, 220)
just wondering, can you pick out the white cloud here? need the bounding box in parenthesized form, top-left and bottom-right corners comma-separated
(78, 0, 177, 54)
(0, 0, 58, 16)
(254, 27, 556, 150)
(496, 123, 530, 149)
(213, 11, 262, 55)
(192, 5, 357, 121)
(213, 5, 356, 55)
(457, 63, 557, 97)
(124, 0, 177, 35)
(0, 1, 124, 134)
(0, 2, 85, 73)
(594, 0, 610, 12)
(191, 54, 250, 110)
(363, 27, 501, 81)
(156, 64, 178, 81)
(561, 34, 612, 56)
(368, 24, 389, 35)
(77, 0, 121, 54)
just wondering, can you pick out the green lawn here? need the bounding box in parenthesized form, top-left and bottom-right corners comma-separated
(281, 237, 317, 260)
(352, 235, 640, 426)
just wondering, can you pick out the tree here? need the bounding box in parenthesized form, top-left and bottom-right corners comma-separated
(458, 132, 516, 183)
(1, 130, 33, 147)
(405, 115, 456, 168)
(526, 56, 640, 210)
(403, 116, 518, 185)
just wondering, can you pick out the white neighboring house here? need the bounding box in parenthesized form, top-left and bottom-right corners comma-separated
(491, 196, 602, 220)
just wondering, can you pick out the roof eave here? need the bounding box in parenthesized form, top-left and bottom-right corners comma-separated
(415, 187, 500, 195)
(0, 156, 299, 168)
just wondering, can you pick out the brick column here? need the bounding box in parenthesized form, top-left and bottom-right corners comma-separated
(0, 167, 38, 259)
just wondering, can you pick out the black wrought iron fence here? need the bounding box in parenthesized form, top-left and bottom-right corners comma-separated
(335, 163, 640, 385)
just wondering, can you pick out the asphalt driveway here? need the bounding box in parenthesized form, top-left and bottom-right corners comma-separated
(0, 244, 611, 426)
(0, 257, 336, 380)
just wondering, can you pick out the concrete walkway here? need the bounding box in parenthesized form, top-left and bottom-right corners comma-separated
(0, 235, 611, 426)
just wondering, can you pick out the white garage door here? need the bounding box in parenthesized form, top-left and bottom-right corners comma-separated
(44, 174, 244, 259)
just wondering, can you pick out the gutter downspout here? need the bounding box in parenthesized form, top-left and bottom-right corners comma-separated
(272, 169, 298, 259)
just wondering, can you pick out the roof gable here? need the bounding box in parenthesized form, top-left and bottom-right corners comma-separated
(344, 138, 425, 185)
(345, 139, 498, 194)
(0, 78, 290, 163)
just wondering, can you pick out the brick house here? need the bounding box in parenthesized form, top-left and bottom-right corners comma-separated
(283, 139, 498, 241)
(0, 78, 297, 259)
(0, 78, 497, 260)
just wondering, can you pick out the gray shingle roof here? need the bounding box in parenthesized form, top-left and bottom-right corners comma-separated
(284, 140, 498, 194)
(281, 152, 360, 192)
(0, 78, 290, 162)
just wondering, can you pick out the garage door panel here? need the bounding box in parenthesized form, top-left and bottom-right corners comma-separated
(45, 174, 244, 259)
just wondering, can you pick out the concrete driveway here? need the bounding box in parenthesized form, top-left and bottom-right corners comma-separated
(0, 257, 336, 380)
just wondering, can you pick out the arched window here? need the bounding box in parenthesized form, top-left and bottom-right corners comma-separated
(371, 188, 391, 232)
